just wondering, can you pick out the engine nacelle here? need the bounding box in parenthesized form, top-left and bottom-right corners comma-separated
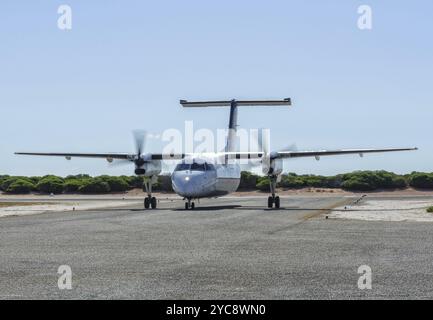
(262, 157, 283, 176)
(135, 161, 162, 177)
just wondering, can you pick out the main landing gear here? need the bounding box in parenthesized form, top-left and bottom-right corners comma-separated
(185, 198, 195, 210)
(144, 196, 157, 209)
(143, 176, 157, 209)
(267, 175, 280, 209)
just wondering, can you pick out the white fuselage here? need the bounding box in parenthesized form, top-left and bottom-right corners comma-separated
(171, 157, 241, 199)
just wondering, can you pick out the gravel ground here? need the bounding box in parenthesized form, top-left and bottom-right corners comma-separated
(331, 198, 433, 222)
(1, 195, 433, 299)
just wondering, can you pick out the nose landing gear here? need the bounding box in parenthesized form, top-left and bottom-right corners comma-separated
(267, 175, 281, 209)
(185, 198, 195, 210)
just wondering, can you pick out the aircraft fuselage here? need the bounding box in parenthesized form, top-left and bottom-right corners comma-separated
(171, 157, 241, 199)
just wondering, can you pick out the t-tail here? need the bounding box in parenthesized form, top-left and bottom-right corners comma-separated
(180, 98, 292, 153)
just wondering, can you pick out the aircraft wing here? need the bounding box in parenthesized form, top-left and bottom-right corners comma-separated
(14, 152, 188, 161)
(193, 148, 418, 160)
(15, 152, 135, 160)
(274, 147, 418, 159)
(15, 148, 417, 161)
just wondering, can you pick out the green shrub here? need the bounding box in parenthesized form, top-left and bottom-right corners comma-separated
(6, 179, 35, 194)
(303, 175, 329, 188)
(153, 175, 173, 192)
(341, 178, 375, 191)
(391, 176, 407, 189)
(280, 175, 306, 189)
(256, 177, 270, 191)
(427, 206, 433, 213)
(408, 173, 433, 189)
(96, 176, 129, 192)
(372, 171, 407, 189)
(64, 179, 86, 193)
(2, 177, 17, 191)
(239, 171, 259, 190)
(1, 176, 36, 192)
(0, 175, 10, 191)
(78, 179, 110, 194)
(127, 176, 144, 188)
(29, 176, 42, 185)
(36, 176, 64, 194)
(119, 176, 134, 189)
(340, 171, 408, 191)
(326, 175, 343, 188)
(65, 174, 91, 181)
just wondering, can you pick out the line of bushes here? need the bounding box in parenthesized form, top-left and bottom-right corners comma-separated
(1, 171, 433, 195)
(239, 171, 433, 192)
(0, 174, 165, 195)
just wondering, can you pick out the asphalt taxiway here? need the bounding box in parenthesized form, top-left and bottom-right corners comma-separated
(1, 195, 433, 299)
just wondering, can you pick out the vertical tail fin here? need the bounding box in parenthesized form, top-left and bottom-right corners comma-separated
(226, 100, 238, 152)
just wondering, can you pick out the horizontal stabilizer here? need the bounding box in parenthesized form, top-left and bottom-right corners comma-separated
(180, 98, 291, 108)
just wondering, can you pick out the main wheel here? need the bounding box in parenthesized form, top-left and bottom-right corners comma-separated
(144, 197, 150, 209)
(151, 197, 157, 209)
(274, 196, 280, 209)
(191, 202, 195, 210)
(185, 202, 189, 210)
(267, 196, 274, 208)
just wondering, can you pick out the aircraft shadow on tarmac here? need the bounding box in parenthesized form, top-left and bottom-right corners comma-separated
(172, 205, 243, 211)
(85, 206, 345, 212)
(85, 206, 420, 214)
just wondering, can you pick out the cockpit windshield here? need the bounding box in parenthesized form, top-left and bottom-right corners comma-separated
(174, 162, 216, 172)
(174, 163, 190, 171)
(191, 163, 205, 171)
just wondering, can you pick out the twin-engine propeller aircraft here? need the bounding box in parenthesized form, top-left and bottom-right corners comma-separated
(16, 98, 417, 210)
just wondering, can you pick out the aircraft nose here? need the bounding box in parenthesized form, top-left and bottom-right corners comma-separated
(172, 172, 205, 197)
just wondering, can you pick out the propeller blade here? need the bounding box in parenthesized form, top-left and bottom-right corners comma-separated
(132, 130, 147, 157)
(257, 128, 270, 154)
(279, 143, 298, 152)
(109, 159, 133, 167)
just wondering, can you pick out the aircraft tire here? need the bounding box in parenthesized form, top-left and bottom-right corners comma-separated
(274, 196, 280, 209)
(151, 197, 157, 209)
(267, 196, 274, 208)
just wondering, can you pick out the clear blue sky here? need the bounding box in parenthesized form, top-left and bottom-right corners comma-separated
(0, 1, 431, 176)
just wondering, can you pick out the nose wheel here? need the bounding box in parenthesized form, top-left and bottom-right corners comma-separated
(185, 199, 195, 210)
